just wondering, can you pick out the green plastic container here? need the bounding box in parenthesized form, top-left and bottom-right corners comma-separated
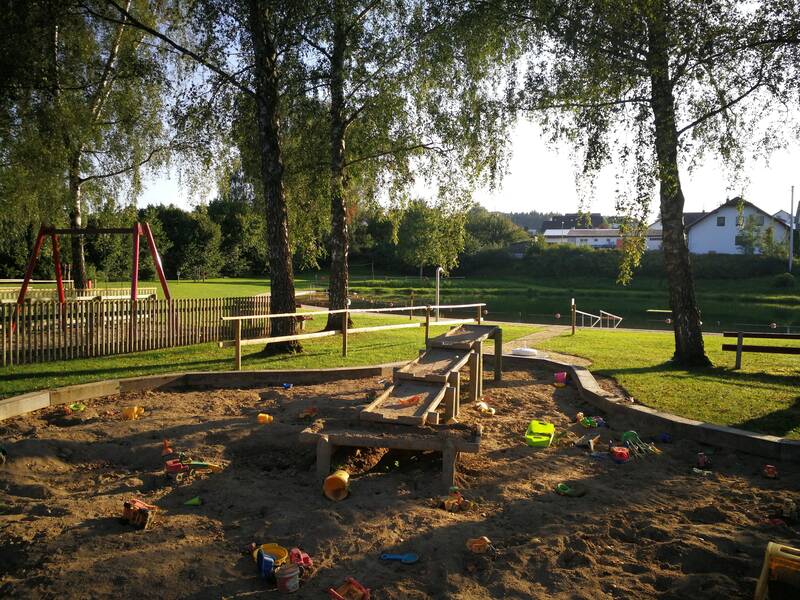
(525, 420, 555, 448)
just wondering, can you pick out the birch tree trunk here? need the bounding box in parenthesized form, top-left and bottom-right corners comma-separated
(325, 4, 350, 331)
(646, 0, 710, 367)
(68, 159, 88, 290)
(247, 0, 299, 352)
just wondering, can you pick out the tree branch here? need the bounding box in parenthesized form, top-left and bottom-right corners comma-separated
(676, 79, 765, 136)
(344, 143, 444, 168)
(78, 145, 169, 184)
(88, 0, 255, 97)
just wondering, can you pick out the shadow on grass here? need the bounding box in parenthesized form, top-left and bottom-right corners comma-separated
(733, 396, 800, 438)
(594, 361, 800, 389)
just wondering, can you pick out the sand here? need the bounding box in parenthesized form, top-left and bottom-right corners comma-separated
(1, 367, 798, 599)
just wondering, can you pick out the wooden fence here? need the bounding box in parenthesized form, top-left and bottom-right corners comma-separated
(0, 286, 157, 302)
(221, 303, 486, 370)
(1, 296, 270, 366)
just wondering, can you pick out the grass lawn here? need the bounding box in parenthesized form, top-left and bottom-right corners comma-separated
(537, 329, 800, 439)
(0, 314, 539, 399)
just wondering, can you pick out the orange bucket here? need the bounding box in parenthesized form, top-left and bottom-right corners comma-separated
(323, 470, 349, 501)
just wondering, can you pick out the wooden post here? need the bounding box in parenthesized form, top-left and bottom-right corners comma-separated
(444, 380, 458, 421)
(476, 305, 482, 324)
(571, 298, 576, 335)
(468, 350, 479, 403)
(234, 319, 242, 371)
(442, 439, 457, 488)
(735, 332, 743, 369)
(476, 341, 483, 398)
(425, 306, 431, 344)
(341, 310, 348, 356)
(409, 292, 414, 320)
(494, 329, 503, 381)
(316, 435, 333, 479)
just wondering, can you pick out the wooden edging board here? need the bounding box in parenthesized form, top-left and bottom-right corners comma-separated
(483, 353, 800, 463)
(0, 362, 407, 422)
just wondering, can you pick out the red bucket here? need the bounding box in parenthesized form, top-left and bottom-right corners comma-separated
(275, 564, 300, 593)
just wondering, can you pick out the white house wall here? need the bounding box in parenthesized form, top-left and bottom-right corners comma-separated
(687, 206, 788, 254)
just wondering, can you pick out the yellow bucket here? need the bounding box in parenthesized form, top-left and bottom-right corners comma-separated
(323, 470, 349, 501)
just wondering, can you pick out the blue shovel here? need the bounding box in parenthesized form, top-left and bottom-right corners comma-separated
(380, 552, 419, 564)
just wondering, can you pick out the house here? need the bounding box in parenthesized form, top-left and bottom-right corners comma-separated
(774, 209, 799, 227)
(650, 198, 790, 254)
(542, 228, 662, 250)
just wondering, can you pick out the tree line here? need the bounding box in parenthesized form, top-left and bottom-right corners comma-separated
(2, 1, 799, 365)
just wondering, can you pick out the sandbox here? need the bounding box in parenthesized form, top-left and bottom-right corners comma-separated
(1, 362, 800, 598)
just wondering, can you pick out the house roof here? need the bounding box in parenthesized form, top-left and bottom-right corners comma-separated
(686, 198, 790, 231)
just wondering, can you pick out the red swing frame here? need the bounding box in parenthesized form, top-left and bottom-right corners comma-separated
(15, 222, 172, 309)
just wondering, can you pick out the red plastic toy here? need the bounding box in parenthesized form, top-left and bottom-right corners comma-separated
(327, 577, 370, 600)
(290, 547, 313, 569)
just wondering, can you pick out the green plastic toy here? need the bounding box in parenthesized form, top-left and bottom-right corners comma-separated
(524, 420, 555, 448)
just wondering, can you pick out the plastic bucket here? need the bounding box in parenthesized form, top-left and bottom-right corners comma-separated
(323, 470, 349, 501)
(554, 372, 567, 385)
(275, 564, 300, 593)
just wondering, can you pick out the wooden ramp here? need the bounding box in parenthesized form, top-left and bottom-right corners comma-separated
(358, 323, 503, 426)
(396, 348, 471, 383)
(428, 323, 499, 350)
(360, 380, 447, 425)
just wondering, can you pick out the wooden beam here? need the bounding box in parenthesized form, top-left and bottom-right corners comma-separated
(347, 322, 421, 334)
(722, 344, 800, 354)
(722, 331, 800, 340)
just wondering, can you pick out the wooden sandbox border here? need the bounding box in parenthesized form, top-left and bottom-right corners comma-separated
(483, 354, 800, 463)
(0, 363, 405, 422)
(2, 355, 798, 462)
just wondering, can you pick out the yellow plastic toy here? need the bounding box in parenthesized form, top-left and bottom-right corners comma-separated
(323, 470, 350, 501)
(252, 543, 289, 566)
(754, 542, 800, 600)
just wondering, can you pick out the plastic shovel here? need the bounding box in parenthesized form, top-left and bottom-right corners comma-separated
(380, 552, 419, 564)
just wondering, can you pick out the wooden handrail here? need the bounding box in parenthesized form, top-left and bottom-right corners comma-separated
(220, 302, 488, 370)
(220, 302, 486, 322)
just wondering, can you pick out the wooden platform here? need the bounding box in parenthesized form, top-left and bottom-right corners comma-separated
(360, 380, 447, 425)
(299, 421, 482, 488)
(427, 323, 499, 350)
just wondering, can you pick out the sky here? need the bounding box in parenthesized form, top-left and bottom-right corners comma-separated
(140, 118, 800, 221)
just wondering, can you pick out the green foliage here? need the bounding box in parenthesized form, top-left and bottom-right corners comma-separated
(179, 208, 223, 281)
(207, 170, 268, 277)
(396, 200, 465, 273)
(773, 272, 796, 289)
(464, 206, 529, 254)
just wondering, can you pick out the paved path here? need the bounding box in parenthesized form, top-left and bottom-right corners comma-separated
(498, 324, 592, 367)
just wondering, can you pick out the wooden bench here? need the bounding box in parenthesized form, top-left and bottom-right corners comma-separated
(722, 331, 800, 369)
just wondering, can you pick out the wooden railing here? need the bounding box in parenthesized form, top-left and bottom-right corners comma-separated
(1, 296, 270, 366)
(220, 303, 487, 370)
(722, 331, 800, 369)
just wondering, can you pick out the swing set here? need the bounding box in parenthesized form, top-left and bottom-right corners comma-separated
(15, 222, 171, 309)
